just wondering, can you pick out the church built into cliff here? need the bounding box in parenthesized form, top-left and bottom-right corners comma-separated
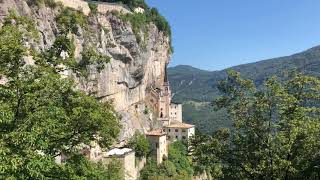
(145, 65, 195, 164)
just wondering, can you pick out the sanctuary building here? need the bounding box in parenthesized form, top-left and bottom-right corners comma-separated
(145, 65, 195, 164)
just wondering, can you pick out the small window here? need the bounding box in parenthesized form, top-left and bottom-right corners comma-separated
(168, 136, 171, 139)
(175, 129, 178, 132)
(175, 136, 178, 139)
(182, 136, 186, 139)
(175, 112, 177, 115)
(169, 129, 171, 132)
(182, 129, 186, 132)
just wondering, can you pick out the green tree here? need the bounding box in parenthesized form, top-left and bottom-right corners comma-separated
(139, 159, 160, 180)
(168, 141, 193, 176)
(139, 141, 193, 180)
(0, 12, 121, 179)
(105, 158, 124, 180)
(191, 70, 320, 179)
(127, 131, 150, 158)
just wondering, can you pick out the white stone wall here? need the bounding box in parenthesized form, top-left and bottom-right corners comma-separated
(188, 127, 195, 139)
(158, 135, 167, 163)
(134, 7, 144, 14)
(165, 127, 195, 142)
(55, 0, 91, 15)
(123, 152, 137, 180)
(97, 2, 131, 14)
(135, 157, 147, 178)
(54, 0, 131, 15)
(147, 135, 167, 164)
(104, 151, 137, 180)
(169, 103, 182, 122)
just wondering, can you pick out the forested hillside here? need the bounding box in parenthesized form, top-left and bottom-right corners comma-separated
(169, 46, 320, 133)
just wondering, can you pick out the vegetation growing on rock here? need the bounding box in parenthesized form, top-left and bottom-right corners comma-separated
(127, 131, 150, 158)
(53, 6, 112, 78)
(26, 0, 59, 8)
(0, 12, 121, 179)
(119, 7, 173, 53)
(56, 7, 88, 35)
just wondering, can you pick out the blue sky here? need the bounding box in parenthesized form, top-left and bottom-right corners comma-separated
(145, 0, 320, 71)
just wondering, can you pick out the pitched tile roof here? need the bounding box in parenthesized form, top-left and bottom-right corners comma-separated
(146, 129, 166, 136)
(165, 121, 195, 129)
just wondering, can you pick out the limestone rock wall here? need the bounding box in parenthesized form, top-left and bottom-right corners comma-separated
(0, 0, 171, 140)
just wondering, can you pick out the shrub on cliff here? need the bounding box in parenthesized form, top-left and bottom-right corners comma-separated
(56, 7, 87, 34)
(89, 2, 98, 15)
(127, 131, 150, 158)
(95, 0, 174, 53)
(119, 7, 173, 53)
(26, 0, 58, 8)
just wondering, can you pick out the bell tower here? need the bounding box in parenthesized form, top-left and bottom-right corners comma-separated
(158, 64, 172, 125)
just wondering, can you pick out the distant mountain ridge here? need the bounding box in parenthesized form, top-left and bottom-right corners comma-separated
(168, 45, 320, 133)
(169, 45, 320, 103)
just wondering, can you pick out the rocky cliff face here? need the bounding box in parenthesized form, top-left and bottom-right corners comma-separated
(0, 0, 171, 140)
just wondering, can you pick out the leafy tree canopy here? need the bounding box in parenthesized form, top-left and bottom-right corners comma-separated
(127, 131, 150, 158)
(191, 70, 320, 179)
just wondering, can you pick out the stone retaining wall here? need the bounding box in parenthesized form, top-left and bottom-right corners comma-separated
(54, 0, 131, 15)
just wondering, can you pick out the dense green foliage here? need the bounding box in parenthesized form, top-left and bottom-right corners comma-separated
(127, 131, 150, 158)
(140, 141, 193, 180)
(182, 102, 231, 134)
(168, 141, 193, 176)
(59, 155, 123, 179)
(169, 46, 320, 133)
(0, 12, 121, 179)
(56, 8, 87, 35)
(105, 158, 124, 180)
(88, 2, 99, 15)
(190, 70, 320, 179)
